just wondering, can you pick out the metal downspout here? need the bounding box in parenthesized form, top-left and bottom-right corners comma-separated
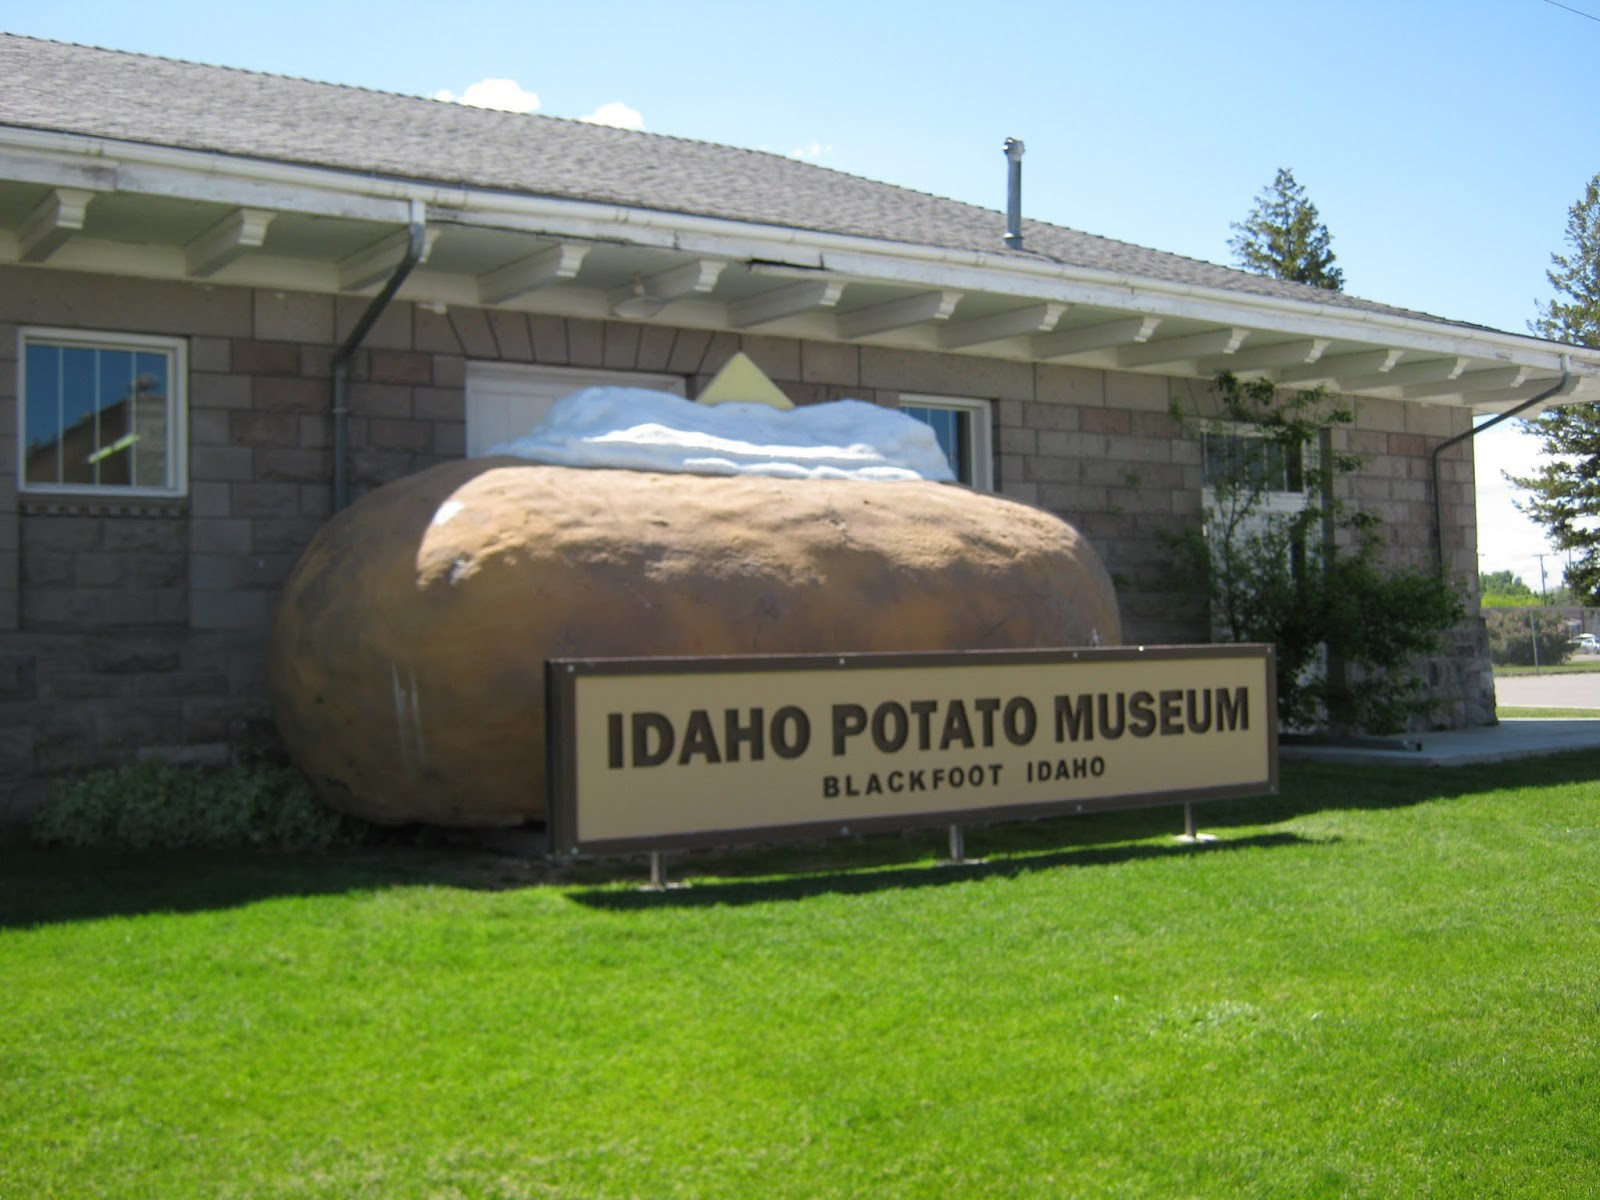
(1431, 353, 1573, 578)
(332, 199, 427, 511)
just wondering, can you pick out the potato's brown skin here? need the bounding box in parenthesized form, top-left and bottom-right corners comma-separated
(269, 459, 1121, 826)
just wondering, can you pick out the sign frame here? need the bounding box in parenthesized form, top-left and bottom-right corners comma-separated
(546, 644, 1278, 857)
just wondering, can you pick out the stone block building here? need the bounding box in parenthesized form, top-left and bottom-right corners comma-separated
(2, 33, 1597, 810)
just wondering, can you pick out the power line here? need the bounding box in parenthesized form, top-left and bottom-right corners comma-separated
(1544, 0, 1600, 23)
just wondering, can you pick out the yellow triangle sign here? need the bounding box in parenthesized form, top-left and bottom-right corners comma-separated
(697, 351, 794, 410)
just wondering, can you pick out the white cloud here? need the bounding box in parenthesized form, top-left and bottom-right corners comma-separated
(789, 139, 834, 161)
(1473, 419, 1562, 581)
(433, 78, 541, 114)
(580, 101, 645, 130)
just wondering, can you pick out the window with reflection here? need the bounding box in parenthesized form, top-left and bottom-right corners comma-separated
(20, 330, 185, 494)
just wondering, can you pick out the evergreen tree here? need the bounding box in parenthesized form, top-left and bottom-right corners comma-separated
(1228, 168, 1344, 291)
(1513, 172, 1600, 604)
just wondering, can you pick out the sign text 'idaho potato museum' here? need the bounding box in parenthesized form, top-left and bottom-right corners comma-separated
(547, 646, 1277, 854)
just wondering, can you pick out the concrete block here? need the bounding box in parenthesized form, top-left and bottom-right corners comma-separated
(253, 376, 328, 414)
(414, 306, 463, 355)
(740, 335, 801, 382)
(635, 325, 679, 373)
(861, 346, 1033, 401)
(1036, 364, 1104, 408)
(348, 382, 413, 420)
(566, 319, 606, 367)
(370, 350, 433, 386)
(230, 411, 299, 448)
(1354, 396, 1407, 434)
(189, 337, 231, 373)
(229, 482, 300, 519)
(191, 372, 252, 411)
(254, 291, 334, 344)
(191, 444, 254, 484)
(256, 447, 330, 484)
(1105, 370, 1170, 413)
(1021, 402, 1080, 433)
(368, 419, 432, 453)
(231, 340, 301, 376)
(603, 322, 642, 370)
(527, 316, 570, 364)
(188, 518, 251, 553)
(432, 421, 466, 458)
(413, 386, 464, 423)
(1081, 408, 1131, 436)
(487, 312, 534, 362)
(801, 340, 860, 387)
(0, 268, 251, 337)
(336, 297, 412, 351)
(666, 328, 713, 375)
(997, 426, 1038, 455)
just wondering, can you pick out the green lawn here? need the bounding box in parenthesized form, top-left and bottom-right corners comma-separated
(1494, 661, 1600, 677)
(4, 754, 1599, 1198)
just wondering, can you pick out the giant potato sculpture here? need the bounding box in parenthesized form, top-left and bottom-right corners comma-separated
(270, 425, 1121, 827)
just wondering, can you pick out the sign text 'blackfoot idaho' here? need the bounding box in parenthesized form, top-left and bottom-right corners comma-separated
(548, 646, 1277, 855)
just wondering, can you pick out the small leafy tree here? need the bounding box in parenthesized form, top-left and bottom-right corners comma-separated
(1165, 373, 1463, 732)
(1229, 167, 1345, 291)
(1514, 171, 1600, 602)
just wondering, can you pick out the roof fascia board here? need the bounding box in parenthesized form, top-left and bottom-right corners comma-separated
(4, 125, 1598, 381)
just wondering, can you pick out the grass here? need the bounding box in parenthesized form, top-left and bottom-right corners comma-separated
(3, 754, 1599, 1198)
(1499, 706, 1600, 719)
(1494, 661, 1600, 677)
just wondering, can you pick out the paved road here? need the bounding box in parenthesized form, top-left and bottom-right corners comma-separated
(1494, 668, 1600, 709)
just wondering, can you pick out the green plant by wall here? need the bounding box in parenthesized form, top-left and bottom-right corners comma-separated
(31, 761, 375, 852)
(1165, 372, 1463, 733)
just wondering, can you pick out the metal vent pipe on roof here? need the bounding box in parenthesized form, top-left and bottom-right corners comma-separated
(1003, 138, 1025, 250)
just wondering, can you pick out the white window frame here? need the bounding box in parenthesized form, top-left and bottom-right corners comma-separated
(465, 363, 686, 458)
(17, 327, 188, 497)
(898, 393, 994, 491)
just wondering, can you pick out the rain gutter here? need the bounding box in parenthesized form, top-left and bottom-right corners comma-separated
(331, 198, 426, 511)
(1431, 353, 1574, 577)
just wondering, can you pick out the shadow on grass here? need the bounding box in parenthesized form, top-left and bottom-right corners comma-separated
(6, 751, 1595, 930)
(0, 844, 540, 932)
(568, 829, 1320, 910)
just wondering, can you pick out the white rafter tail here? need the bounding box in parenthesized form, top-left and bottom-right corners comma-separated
(938, 301, 1067, 349)
(1402, 366, 1530, 401)
(476, 242, 589, 306)
(1116, 326, 1247, 370)
(1277, 347, 1402, 386)
(605, 258, 726, 314)
(1341, 356, 1469, 392)
(649, 258, 727, 301)
(728, 279, 844, 328)
(837, 290, 962, 340)
(185, 207, 276, 277)
(18, 187, 95, 263)
(339, 224, 440, 292)
(1032, 314, 1160, 360)
(1201, 337, 1330, 375)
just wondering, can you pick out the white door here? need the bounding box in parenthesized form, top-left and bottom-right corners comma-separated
(464, 363, 686, 458)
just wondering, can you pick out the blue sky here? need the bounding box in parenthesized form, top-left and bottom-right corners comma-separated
(6, 0, 1598, 582)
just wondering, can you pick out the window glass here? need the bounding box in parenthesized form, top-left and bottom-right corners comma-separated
(20, 332, 181, 494)
(1202, 432, 1299, 494)
(901, 403, 970, 483)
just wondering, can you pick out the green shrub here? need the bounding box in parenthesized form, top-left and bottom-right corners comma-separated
(31, 760, 374, 852)
(1485, 608, 1573, 668)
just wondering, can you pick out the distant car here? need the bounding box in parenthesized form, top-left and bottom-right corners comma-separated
(1578, 633, 1598, 654)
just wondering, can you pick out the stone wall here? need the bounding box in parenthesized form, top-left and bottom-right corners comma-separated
(0, 265, 1495, 811)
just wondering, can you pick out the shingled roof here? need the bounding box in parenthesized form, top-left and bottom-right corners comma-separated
(0, 31, 1467, 331)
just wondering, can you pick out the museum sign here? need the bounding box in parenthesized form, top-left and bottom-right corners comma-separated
(546, 645, 1277, 855)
